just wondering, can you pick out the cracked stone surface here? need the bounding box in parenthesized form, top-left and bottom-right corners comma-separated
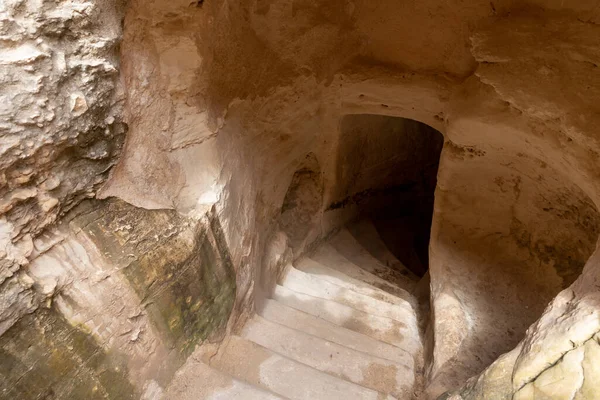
(2, 0, 600, 399)
(0, 0, 127, 333)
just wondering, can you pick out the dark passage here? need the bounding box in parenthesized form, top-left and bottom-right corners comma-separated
(332, 114, 444, 277)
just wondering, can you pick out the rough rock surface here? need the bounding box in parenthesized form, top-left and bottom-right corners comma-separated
(3, 0, 600, 399)
(432, 12, 600, 399)
(1, 199, 236, 399)
(0, 0, 126, 333)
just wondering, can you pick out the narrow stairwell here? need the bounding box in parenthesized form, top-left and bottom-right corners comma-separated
(166, 219, 425, 400)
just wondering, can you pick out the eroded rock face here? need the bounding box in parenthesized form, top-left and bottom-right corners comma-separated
(448, 250, 600, 399)
(1, 308, 137, 399)
(0, 0, 126, 332)
(1, 199, 236, 399)
(2, 0, 600, 399)
(432, 12, 600, 399)
(279, 154, 324, 252)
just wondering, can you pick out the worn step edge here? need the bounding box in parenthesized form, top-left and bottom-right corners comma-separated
(311, 243, 415, 301)
(347, 219, 417, 280)
(210, 335, 397, 400)
(295, 257, 411, 307)
(280, 265, 418, 327)
(242, 315, 414, 398)
(271, 284, 421, 355)
(328, 229, 417, 291)
(258, 298, 414, 367)
(164, 357, 286, 400)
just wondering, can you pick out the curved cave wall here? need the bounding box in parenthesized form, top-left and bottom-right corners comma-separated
(274, 108, 600, 398)
(2, 0, 600, 399)
(428, 140, 600, 396)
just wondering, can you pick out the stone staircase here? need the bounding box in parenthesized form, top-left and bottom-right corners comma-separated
(166, 219, 423, 400)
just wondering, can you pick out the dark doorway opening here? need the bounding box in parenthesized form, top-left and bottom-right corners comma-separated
(332, 114, 444, 277)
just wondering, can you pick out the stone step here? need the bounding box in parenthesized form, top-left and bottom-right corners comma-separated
(295, 257, 410, 307)
(326, 229, 417, 291)
(368, 217, 428, 277)
(271, 284, 421, 355)
(258, 298, 414, 368)
(209, 335, 397, 400)
(347, 219, 415, 277)
(280, 265, 417, 327)
(241, 315, 414, 398)
(312, 242, 415, 298)
(164, 358, 285, 400)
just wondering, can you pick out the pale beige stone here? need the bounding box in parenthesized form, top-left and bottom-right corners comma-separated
(4, 0, 600, 399)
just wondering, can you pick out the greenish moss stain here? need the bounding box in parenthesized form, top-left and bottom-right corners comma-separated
(0, 308, 136, 400)
(76, 199, 236, 360)
(0, 199, 237, 399)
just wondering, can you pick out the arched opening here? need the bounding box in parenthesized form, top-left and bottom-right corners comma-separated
(329, 114, 444, 278)
(318, 113, 600, 395)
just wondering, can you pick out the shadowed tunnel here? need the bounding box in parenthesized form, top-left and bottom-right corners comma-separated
(329, 114, 444, 277)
